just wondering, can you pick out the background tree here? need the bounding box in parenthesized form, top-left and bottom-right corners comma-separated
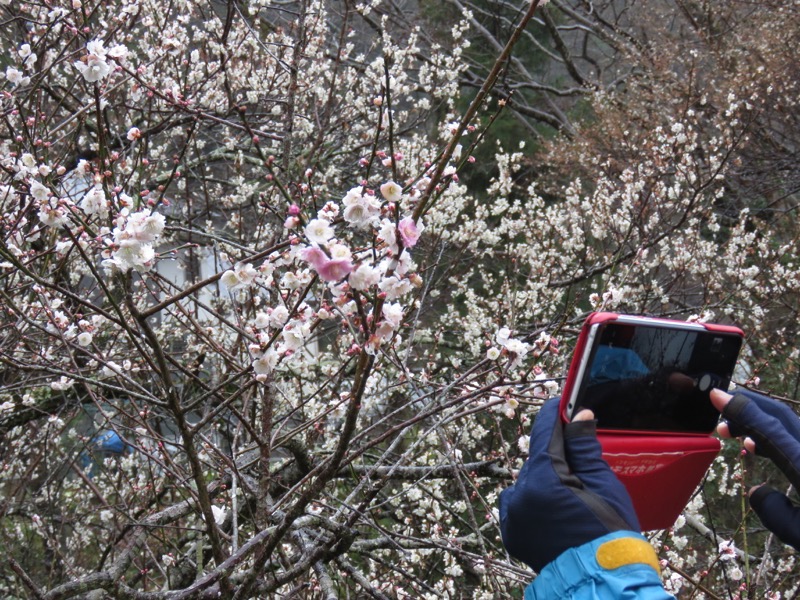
(1, 0, 799, 598)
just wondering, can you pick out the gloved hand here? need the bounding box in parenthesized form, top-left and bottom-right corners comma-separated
(711, 388, 800, 550)
(499, 398, 640, 572)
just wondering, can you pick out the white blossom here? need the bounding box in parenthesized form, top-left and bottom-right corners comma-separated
(269, 305, 289, 328)
(378, 275, 413, 299)
(29, 180, 50, 202)
(105, 209, 165, 273)
(305, 218, 334, 244)
(221, 263, 259, 291)
(79, 185, 109, 218)
(211, 505, 226, 525)
(380, 181, 403, 202)
(38, 199, 69, 228)
(5, 66, 30, 86)
(74, 39, 126, 83)
(75, 53, 112, 83)
(349, 263, 381, 290)
(382, 302, 404, 329)
(342, 187, 381, 229)
(253, 312, 270, 329)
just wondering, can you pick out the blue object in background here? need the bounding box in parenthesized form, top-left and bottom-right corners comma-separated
(92, 429, 127, 454)
(78, 429, 130, 474)
(590, 346, 649, 384)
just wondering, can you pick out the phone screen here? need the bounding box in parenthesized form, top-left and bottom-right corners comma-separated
(572, 323, 743, 433)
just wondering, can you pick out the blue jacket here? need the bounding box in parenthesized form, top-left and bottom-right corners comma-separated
(524, 531, 674, 599)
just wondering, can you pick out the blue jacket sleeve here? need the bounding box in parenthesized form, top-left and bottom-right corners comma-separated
(749, 485, 800, 550)
(524, 531, 675, 600)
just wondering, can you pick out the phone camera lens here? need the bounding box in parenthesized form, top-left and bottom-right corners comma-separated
(697, 373, 718, 393)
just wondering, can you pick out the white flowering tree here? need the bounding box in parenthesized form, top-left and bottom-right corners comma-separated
(1, 0, 799, 598)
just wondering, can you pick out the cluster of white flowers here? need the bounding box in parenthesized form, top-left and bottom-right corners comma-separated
(589, 286, 628, 311)
(492, 327, 530, 369)
(341, 186, 382, 229)
(301, 184, 423, 348)
(221, 262, 261, 291)
(2, 43, 37, 88)
(74, 39, 128, 83)
(103, 209, 166, 272)
(38, 196, 72, 229)
(10, 154, 61, 231)
(247, 299, 315, 380)
(3, 1, 798, 597)
(4, 66, 30, 88)
(238, 180, 428, 378)
(531, 371, 559, 398)
(78, 185, 110, 219)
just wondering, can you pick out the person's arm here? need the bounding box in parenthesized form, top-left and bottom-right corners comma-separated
(711, 388, 800, 549)
(499, 399, 674, 599)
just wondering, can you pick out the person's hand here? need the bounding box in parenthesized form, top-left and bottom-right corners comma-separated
(498, 398, 639, 572)
(710, 388, 800, 550)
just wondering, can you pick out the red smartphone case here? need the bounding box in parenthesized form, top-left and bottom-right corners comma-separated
(598, 434, 720, 530)
(559, 312, 742, 530)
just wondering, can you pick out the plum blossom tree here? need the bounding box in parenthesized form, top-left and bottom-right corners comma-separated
(1, 0, 799, 598)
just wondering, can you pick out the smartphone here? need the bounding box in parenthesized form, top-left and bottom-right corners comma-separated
(559, 312, 744, 530)
(561, 312, 744, 433)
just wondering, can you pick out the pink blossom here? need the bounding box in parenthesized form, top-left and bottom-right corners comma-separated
(316, 258, 353, 282)
(300, 246, 327, 269)
(300, 246, 353, 282)
(397, 217, 421, 248)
